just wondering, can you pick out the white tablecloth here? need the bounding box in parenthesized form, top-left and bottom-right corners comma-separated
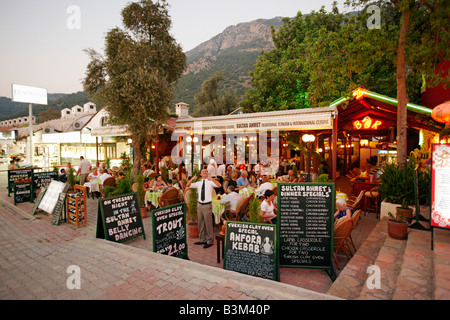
(83, 180, 102, 193)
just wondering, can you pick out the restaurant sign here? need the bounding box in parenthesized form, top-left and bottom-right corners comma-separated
(176, 114, 333, 133)
(431, 143, 450, 230)
(353, 116, 383, 130)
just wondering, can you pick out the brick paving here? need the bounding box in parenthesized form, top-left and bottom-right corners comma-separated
(0, 173, 350, 301)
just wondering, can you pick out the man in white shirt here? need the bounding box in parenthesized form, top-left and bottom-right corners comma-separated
(187, 168, 221, 248)
(255, 176, 273, 198)
(254, 161, 261, 176)
(98, 169, 112, 183)
(220, 185, 242, 211)
(77, 156, 91, 186)
(207, 158, 217, 177)
(216, 163, 226, 177)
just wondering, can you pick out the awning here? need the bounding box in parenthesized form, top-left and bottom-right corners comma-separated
(175, 106, 337, 134)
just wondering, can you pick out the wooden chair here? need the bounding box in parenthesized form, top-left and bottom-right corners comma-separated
(103, 177, 116, 187)
(158, 187, 181, 208)
(222, 180, 229, 192)
(346, 209, 361, 254)
(365, 186, 380, 218)
(183, 188, 191, 202)
(333, 219, 353, 270)
(240, 195, 252, 220)
(222, 195, 245, 221)
(347, 190, 364, 211)
(271, 187, 277, 196)
(260, 216, 273, 224)
(100, 177, 116, 197)
(225, 195, 253, 221)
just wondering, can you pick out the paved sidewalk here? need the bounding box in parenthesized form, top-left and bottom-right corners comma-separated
(0, 180, 341, 302)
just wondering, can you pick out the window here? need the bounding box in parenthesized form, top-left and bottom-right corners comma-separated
(100, 116, 110, 127)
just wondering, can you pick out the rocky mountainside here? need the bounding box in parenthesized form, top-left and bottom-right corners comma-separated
(172, 17, 285, 113)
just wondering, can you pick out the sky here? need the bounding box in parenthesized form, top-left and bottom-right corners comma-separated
(0, 0, 349, 99)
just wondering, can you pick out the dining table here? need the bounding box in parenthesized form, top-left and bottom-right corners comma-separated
(145, 190, 163, 208)
(238, 187, 255, 197)
(83, 179, 102, 197)
(212, 196, 227, 224)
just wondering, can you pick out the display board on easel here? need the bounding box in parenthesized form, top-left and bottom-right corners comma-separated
(96, 193, 145, 243)
(223, 221, 278, 281)
(277, 182, 335, 280)
(431, 143, 450, 249)
(32, 187, 47, 216)
(152, 203, 188, 259)
(37, 180, 69, 215)
(8, 169, 33, 196)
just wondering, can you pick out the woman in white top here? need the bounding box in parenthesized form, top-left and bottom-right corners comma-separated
(260, 189, 277, 224)
(87, 167, 100, 181)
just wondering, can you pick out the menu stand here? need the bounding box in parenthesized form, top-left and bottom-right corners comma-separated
(67, 185, 87, 228)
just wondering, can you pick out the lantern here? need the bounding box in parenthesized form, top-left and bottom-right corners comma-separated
(432, 101, 450, 143)
(431, 101, 450, 124)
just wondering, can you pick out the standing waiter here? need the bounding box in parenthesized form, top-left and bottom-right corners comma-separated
(187, 168, 221, 248)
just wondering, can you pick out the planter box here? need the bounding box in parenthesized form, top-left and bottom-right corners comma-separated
(380, 200, 416, 220)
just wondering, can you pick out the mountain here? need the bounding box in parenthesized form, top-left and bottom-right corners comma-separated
(172, 17, 285, 114)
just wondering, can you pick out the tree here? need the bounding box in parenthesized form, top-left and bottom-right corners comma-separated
(242, 1, 449, 169)
(193, 71, 238, 116)
(83, 0, 186, 178)
(240, 4, 400, 111)
(347, 0, 449, 169)
(38, 108, 60, 123)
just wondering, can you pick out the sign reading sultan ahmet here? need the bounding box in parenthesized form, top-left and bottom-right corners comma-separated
(175, 107, 335, 133)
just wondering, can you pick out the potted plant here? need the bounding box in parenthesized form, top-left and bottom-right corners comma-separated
(136, 173, 146, 218)
(247, 195, 262, 223)
(187, 187, 199, 238)
(396, 199, 414, 222)
(387, 211, 408, 240)
(379, 162, 416, 219)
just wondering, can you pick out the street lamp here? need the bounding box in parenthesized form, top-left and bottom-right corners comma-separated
(302, 134, 316, 182)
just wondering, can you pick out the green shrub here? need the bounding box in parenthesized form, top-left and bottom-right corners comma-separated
(379, 162, 416, 206)
(188, 187, 198, 222)
(247, 195, 262, 223)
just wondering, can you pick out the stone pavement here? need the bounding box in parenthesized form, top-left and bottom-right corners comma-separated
(0, 177, 345, 302)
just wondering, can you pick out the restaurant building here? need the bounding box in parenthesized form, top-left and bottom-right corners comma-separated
(174, 87, 444, 181)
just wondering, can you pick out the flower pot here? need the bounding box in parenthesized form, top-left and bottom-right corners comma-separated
(388, 219, 408, 240)
(187, 222, 199, 239)
(396, 206, 414, 222)
(140, 207, 147, 219)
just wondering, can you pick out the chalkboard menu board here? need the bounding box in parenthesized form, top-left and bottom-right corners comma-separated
(152, 203, 188, 259)
(33, 171, 58, 194)
(14, 182, 33, 205)
(51, 192, 66, 225)
(32, 187, 47, 215)
(224, 221, 278, 281)
(96, 193, 146, 243)
(277, 183, 335, 273)
(8, 169, 33, 196)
